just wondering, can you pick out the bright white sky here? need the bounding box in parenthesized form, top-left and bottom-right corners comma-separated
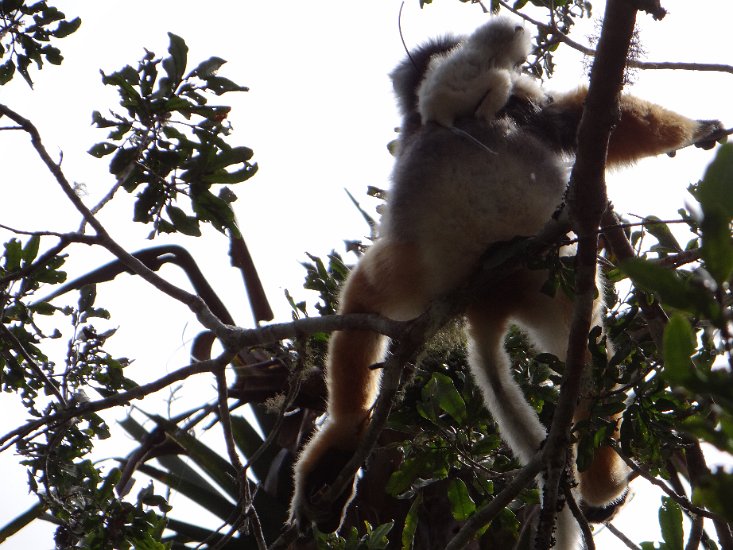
(1, 1, 732, 548)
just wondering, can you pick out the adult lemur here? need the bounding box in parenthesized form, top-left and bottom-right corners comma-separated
(290, 17, 723, 548)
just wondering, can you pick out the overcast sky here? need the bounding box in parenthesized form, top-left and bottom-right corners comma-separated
(1, 1, 732, 548)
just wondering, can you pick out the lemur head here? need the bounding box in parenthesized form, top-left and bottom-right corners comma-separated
(390, 17, 530, 122)
(465, 17, 531, 69)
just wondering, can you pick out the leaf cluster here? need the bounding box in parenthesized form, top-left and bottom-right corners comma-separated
(0, 0, 80, 86)
(89, 33, 256, 237)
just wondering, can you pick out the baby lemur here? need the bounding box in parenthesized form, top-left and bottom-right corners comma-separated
(290, 17, 723, 548)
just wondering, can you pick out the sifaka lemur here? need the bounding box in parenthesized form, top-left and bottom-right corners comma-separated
(289, 17, 724, 548)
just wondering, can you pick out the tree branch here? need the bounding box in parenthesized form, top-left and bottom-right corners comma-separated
(605, 521, 642, 550)
(537, 1, 639, 546)
(498, 1, 733, 76)
(611, 443, 727, 523)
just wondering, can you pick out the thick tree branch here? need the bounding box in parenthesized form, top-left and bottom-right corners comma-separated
(564, 483, 595, 550)
(537, 1, 639, 547)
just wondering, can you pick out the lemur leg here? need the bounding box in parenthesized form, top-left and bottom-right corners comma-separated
(466, 278, 580, 550)
(512, 269, 629, 514)
(474, 69, 513, 122)
(291, 239, 428, 531)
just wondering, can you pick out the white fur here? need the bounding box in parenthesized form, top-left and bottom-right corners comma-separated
(418, 18, 531, 126)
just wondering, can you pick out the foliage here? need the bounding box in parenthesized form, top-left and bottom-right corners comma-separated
(90, 33, 256, 237)
(0, 1, 732, 549)
(0, 0, 80, 86)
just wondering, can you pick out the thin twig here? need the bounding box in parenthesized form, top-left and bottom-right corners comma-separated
(242, 348, 303, 472)
(0, 353, 232, 451)
(611, 443, 726, 522)
(497, 1, 733, 76)
(605, 522, 642, 550)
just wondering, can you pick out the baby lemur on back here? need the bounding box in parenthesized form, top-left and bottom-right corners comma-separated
(290, 17, 723, 548)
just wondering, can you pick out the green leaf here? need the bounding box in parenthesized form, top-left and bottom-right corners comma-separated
(659, 496, 683, 550)
(700, 206, 733, 286)
(88, 142, 116, 158)
(0, 59, 15, 85)
(386, 458, 423, 496)
(146, 414, 238, 499)
(118, 416, 212, 492)
(136, 463, 235, 521)
(431, 372, 467, 424)
(446, 478, 476, 521)
(693, 470, 733, 522)
(192, 190, 236, 233)
(163, 32, 188, 85)
(189, 56, 227, 77)
(77, 284, 96, 312)
(644, 216, 682, 253)
(162, 516, 231, 545)
(620, 258, 718, 320)
(697, 144, 733, 284)
(697, 143, 733, 218)
(52, 17, 82, 38)
(1, 0, 24, 12)
(203, 75, 249, 95)
(4, 239, 22, 271)
(401, 493, 421, 550)
(42, 45, 62, 65)
(166, 205, 201, 236)
(21, 235, 40, 264)
(368, 522, 394, 548)
(662, 314, 696, 385)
